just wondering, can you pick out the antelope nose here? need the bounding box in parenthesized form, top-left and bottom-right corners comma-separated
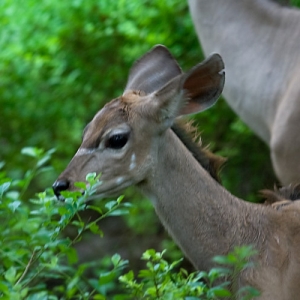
(52, 179, 70, 199)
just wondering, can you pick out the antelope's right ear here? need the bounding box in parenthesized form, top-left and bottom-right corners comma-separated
(178, 53, 225, 116)
(148, 54, 225, 124)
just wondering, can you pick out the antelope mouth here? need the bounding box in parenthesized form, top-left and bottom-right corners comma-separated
(53, 177, 133, 202)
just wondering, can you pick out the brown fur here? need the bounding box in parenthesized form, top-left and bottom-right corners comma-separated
(261, 184, 300, 209)
(172, 120, 226, 183)
(188, 0, 300, 185)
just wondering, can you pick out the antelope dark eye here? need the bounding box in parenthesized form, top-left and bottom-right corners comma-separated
(106, 133, 129, 149)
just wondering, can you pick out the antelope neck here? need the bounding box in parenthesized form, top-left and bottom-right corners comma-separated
(139, 129, 268, 270)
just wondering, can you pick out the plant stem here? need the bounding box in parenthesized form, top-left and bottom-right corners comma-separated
(15, 249, 36, 286)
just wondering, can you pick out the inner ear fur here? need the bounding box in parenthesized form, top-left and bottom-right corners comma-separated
(153, 53, 225, 119)
(179, 53, 225, 115)
(124, 45, 182, 95)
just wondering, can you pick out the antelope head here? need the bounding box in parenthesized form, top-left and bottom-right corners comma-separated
(52, 45, 225, 201)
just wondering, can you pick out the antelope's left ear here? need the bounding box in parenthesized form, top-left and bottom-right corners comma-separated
(151, 53, 225, 124)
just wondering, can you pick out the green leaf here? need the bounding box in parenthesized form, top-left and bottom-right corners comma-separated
(213, 255, 232, 265)
(36, 155, 51, 167)
(119, 270, 134, 283)
(0, 181, 11, 197)
(111, 253, 121, 267)
(65, 247, 78, 265)
(21, 147, 43, 158)
(74, 182, 86, 190)
(98, 271, 116, 285)
(8, 200, 21, 212)
(89, 223, 103, 237)
(85, 172, 100, 185)
(20, 287, 29, 298)
(107, 208, 130, 216)
(105, 200, 117, 210)
(0, 281, 10, 294)
(116, 195, 125, 204)
(86, 172, 97, 182)
(209, 286, 232, 297)
(170, 258, 183, 269)
(138, 269, 153, 279)
(50, 256, 58, 268)
(141, 249, 156, 260)
(67, 276, 79, 296)
(4, 267, 17, 284)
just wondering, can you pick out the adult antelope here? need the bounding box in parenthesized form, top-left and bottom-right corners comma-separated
(188, 0, 300, 185)
(53, 46, 300, 299)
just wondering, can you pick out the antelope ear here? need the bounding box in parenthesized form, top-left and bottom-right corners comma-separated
(179, 53, 225, 115)
(153, 53, 225, 121)
(124, 45, 182, 95)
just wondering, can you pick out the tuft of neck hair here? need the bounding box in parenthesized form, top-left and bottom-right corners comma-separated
(261, 183, 300, 210)
(171, 120, 226, 183)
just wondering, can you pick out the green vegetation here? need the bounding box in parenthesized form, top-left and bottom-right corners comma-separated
(0, 149, 259, 298)
(2, 0, 297, 298)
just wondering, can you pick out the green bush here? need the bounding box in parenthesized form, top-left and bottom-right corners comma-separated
(119, 247, 259, 300)
(0, 148, 259, 299)
(0, 148, 131, 298)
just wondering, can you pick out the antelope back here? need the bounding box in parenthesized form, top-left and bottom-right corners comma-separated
(52, 45, 225, 200)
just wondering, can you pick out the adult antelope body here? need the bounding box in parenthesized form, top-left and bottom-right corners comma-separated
(53, 46, 300, 299)
(188, 0, 300, 185)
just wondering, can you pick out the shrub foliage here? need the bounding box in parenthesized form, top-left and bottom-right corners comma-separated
(0, 149, 259, 299)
